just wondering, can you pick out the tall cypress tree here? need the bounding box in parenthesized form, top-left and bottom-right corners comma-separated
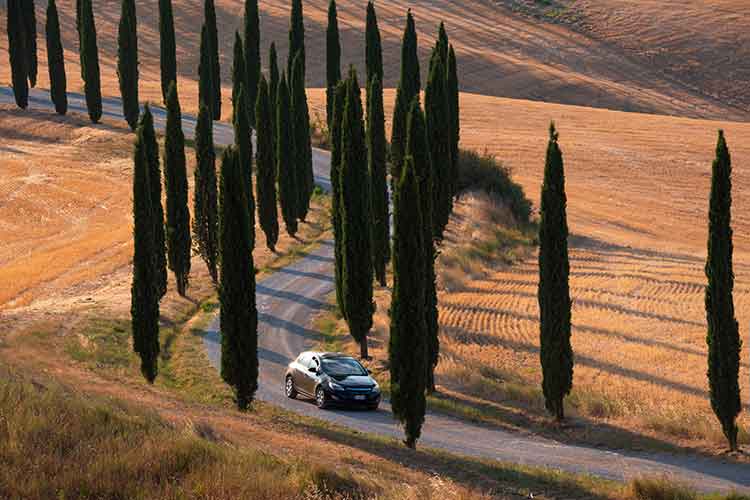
(705, 130, 742, 451)
(45, 0, 67, 115)
(437, 22, 448, 66)
(158, 0, 177, 103)
(198, 24, 214, 119)
(78, 0, 102, 123)
(244, 0, 260, 127)
(391, 10, 420, 189)
(269, 42, 279, 133)
(193, 103, 219, 284)
(7, 0, 29, 109)
(219, 146, 258, 410)
(340, 68, 374, 359)
(117, 0, 139, 130)
(142, 105, 168, 298)
(204, 0, 221, 120)
(389, 155, 427, 449)
(365, 0, 383, 119)
(231, 31, 248, 122)
(131, 110, 161, 384)
(368, 76, 389, 287)
(325, 0, 341, 128)
(234, 84, 256, 248)
(291, 51, 313, 222)
(330, 80, 348, 320)
(164, 82, 192, 296)
(23, 0, 37, 88)
(276, 74, 298, 237)
(287, 0, 305, 81)
(537, 123, 573, 422)
(447, 45, 460, 196)
(255, 75, 279, 252)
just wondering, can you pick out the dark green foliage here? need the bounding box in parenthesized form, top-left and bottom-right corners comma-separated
(390, 10, 420, 188)
(131, 110, 161, 384)
(287, 0, 305, 81)
(365, 1, 383, 87)
(7, 0, 29, 109)
(537, 123, 573, 421)
(164, 82, 192, 297)
(233, 85, 256, 248)
(368, 76, 389, 287)
(325, 0, 341, 127)
(340, 68, 374, 359)
(23, 0, 37, 88)
(255, 75, 279, 252)
(45, 0, 67, 115)
(425, 49, 452, 241)
(198, 24, 214, 117)
(243, 0, 260, 127)
(330, 80, 347, 320)
(231, 31, 248, 123)
(158, 0, 177, 103)
(204, 0, 221, 120)
(389, 156, 427, 449)
(437, 22, 448, 67)
(219, 146, 258, 410)
(78, 0, 102, 123)
(276, 74, 298, 237)
(269, 42, 279, 133)
(141, 105, 168, 298)
(705, 130, 742, 451)
(117, 0, 139, 130)
(193, 104, 219, 284)
(447, 45, 460, 195)
(291, 52, 314, 222)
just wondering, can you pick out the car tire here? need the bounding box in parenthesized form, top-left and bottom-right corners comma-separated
(285, 376, 297, 399)
(315, 386, 328, 409)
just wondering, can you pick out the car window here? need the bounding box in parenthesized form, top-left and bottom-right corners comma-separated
(297, 353, 311, 367)
(321, 358, 367, 376)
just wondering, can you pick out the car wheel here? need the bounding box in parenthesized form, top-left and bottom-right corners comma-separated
(315, 386, 328, 409)
(285, 376, 297, 399)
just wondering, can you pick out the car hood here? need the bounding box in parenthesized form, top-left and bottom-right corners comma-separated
(328, 375, 374, 386)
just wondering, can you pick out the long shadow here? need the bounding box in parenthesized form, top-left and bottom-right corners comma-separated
(258, 347, 291, 367)
(274, 267, 334, 283)
(258, 312, 319, 341)
(256, 284, 329, 310)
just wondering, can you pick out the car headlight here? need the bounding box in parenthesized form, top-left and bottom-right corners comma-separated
(372, 381, 380, 393)
(328, 381, 344, 391)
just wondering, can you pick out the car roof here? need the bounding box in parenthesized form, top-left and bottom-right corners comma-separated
(301, 351, 352, 359)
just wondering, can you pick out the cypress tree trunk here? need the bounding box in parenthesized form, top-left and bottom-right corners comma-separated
(255, 75, 279, 252)
(269, 42, 279, 139)
(7, 0, 29, 109)
(368, 76, 389, 287)
(291, 52, 314, 222)
(390, 10, 420, 191)
(276, 74, 298, 237)
(340, 68, 374, 359)
(219, 146, 258, 410)
(287, 0, 305, 82)
(244, 0, 260, 128)
(705, 130, 741, 451)
(330, 80, 348, 320)
(233, 85, 256, 248)
(46, 0, 67, 115)
(204, 0, 221, 120)
(78, 0, 102, 123)
(131, 109, 161, 384)
(365, 1, 383, 87)
(198, 24, 214, 117)
(117, 0, 139, 131)
(158, 0, 177, 103)
(193, 104, 219, 284)
(447, 46, 460, 196)
(325, 0, 341, 128)
(164, 82, 192, 297)
(389, 156, 427, 449)
(537, 123, 573, 422)
(23, 0, 37, 88)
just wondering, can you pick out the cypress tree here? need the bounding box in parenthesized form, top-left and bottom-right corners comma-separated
(255, 75, 279, 252)
(131, 110, 161, 384)
(198, 24, 214, 119)
(390, 10, 420, 189)
(291, 51, 314, 222)
(193, 103, 219, 284)
(164, 82, 192, 296)
(269, 42, 279, 133)
(276, 74, 298, 237)
(158, 0, 177, 103)
(437, 22, 448, 66)
(325, 0, 341, 128)
(78, 0, 102, 123)
(447, 45, 460, 196)
(244, 0, 260, 127)
(204, 0, 221, 120)
(234, 84, 256, 248)
(365, 1, 383, 87)
(142, 105, 168, 298)
(368, 76, 389, 287)
(117, 0, 139, 130)
(705, 130, 742, 451)
(425, 49, 452, 240)
(219, 146, 258, 410)
(537, 123, 573, 422)
(340, 68, 374, 359)
(231, 31, 248, 122)
(287, 0, 305, 81)
(7, 0, 29, 109)
(389, 156, 427, 449)
(330, 80, 347, 320)
(46, 0, 67, 115)
(23, 0, 37, 88)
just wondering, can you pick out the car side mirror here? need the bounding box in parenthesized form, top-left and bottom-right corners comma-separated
(367, 369, 372, 374)
(308, 366, 318, 373)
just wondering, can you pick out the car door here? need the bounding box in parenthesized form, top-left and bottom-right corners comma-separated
(292, 354, 310, 395)
(302, 355, 320, 395)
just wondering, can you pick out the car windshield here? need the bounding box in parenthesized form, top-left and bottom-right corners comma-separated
(321, 358, 367, 376)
